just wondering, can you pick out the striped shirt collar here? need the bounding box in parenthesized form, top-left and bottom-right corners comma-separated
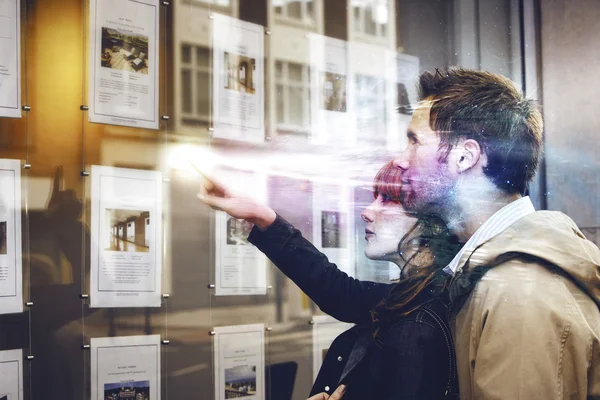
(443, 196, 536, 275)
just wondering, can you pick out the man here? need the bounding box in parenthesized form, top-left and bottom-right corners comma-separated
(393, 68, 600, 399)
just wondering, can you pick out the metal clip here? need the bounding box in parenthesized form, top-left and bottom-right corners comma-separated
(81, 344, 91, 350)
(80, 105, 89, 111)
(79, 294, 89, 299)
(161, 340, 170, 345)
(209, 330, 216, 336)
(22, 105, 31, 111)
(25, 301, 33, 307)
(81, 171, 90, 177)
(162, 293, 170, 299)
(161, 115, 170, 121)
(207, 284, 216, 289)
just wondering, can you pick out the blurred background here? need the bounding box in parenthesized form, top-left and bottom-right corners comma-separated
(0, 0, 599, 399)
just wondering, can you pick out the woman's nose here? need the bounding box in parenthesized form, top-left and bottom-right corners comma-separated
(361, 203, 376, 223)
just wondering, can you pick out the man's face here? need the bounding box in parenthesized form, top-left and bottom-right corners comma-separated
(393, 100, 457, 213)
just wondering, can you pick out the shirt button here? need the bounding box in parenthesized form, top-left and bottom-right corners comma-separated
(337, 356, 343, 362)
(325, 386, 330, 392)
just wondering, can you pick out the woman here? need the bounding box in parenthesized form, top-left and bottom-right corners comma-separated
(198, 161, 460, 399)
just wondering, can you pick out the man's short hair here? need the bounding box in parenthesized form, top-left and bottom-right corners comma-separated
(418, 68, 544, 195)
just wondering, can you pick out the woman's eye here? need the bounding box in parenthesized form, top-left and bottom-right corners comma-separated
(380, 193, 390, 202)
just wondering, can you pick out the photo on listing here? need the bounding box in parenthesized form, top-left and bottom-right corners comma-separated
(100, 27, 149, 75)
(225, 365, 257, 399)
(105, 209, 151, 253)
(104, 380, 150, 400)
(226, 215, 253, 246)
(223, 52, 256, 95)
(321, 72, 347, 112)
(321, 210, 347, 248)
(0, 221, 7, 255)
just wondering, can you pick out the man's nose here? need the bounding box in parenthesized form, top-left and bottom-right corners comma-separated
(393, 151, 410, 171)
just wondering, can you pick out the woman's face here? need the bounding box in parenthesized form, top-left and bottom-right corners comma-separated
(361, 193, 418, 264)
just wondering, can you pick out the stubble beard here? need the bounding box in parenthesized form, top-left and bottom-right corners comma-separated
(401, 167, 456, 219)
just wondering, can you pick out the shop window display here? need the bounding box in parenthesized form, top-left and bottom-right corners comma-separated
(0, 1, 599, 399)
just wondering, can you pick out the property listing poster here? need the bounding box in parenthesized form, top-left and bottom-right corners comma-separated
(0, 349, 23, 400)
(213, 324, 265, 400)
(387, 51, 419, 151)
(91, 335, 160, 400)
(312, 182, 355, 277)
(0, 0, 21, 118)
(0, 159, 22, 315)
(309, 34, 355, 147)
(90, 166, 162, 308)
(214, 168, 267, 296)
(312, 315, 352, 381)
(89, 0, 159, 129)
(212, 14, 264, 143)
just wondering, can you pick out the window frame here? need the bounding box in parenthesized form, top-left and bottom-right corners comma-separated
(273, 0, 317, 29)
(275, 60, 311, 134)
(350, 0, 392, 46)
(180, 43, 212, 126)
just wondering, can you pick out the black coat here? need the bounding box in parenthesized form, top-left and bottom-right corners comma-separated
(248, 215, 459, 400)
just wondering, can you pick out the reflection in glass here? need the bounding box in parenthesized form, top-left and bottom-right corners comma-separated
(182, 44, 192, 64)
(288, 63, 303, 82)
(196, 71, 210, 116)
(287, 1, 302, 19)
(289, 87, 304, 126)
(276, 84, 285, 123)
(306, 0, 314, 20)
(196, 46, 210, 68)
(275, 61, 284, 79)
(352, 0, 388, 37)
(365, 6, 377, 35)
(182, 69, 192, 113)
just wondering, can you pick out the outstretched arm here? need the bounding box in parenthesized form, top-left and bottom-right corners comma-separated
(197, 173, 390, 324)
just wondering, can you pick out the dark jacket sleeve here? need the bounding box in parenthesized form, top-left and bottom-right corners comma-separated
(248, 215, 391, 324)
(380, 321, 451, 400)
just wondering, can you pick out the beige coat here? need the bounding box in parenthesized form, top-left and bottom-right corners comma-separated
(449, 211, 600, 399)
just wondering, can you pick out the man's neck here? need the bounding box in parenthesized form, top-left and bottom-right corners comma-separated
(443, 188, 522, 243)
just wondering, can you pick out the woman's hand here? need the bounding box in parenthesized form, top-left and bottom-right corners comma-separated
(307, 385, 346, 400)
(196, 173, 276, 230)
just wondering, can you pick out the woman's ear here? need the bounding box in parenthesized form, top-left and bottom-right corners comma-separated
(456, 139, 482, 174)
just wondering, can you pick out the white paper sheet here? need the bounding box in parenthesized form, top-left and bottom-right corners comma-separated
(0, 0, 21, 118)
(0, 159, 22, 315)
(213, 324, 265, 400)
(90, 166, 162, 307)
(312, 315, 353, 382)
(214, 169, 267, 296)
(312, 182, 355, 277)
(91, 335, 160, 400)
(309, 34, 355, 146)
(89, 0, 159, 129)
(212, 14, 265, 143)
(0, 349, 23, 400)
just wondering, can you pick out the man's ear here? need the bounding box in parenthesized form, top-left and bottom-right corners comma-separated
(456, 139, 482, 174)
